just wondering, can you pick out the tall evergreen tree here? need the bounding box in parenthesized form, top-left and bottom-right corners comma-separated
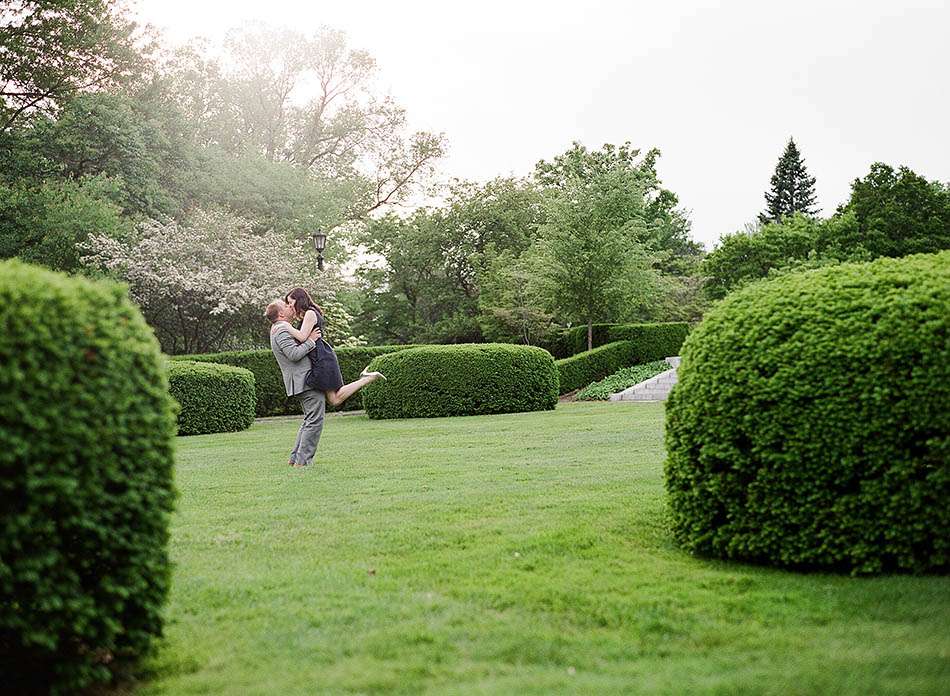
(759, 137, 819, 224)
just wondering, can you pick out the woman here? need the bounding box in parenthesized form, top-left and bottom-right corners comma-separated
(278, 287, 385, 406)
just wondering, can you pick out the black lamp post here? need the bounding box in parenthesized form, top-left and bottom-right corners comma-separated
(312, 229, 327, 271)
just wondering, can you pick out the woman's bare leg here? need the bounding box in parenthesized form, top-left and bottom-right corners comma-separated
(325, 373, 380, 406)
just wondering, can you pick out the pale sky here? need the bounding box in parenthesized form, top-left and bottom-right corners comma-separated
(135, 0, 950, 250)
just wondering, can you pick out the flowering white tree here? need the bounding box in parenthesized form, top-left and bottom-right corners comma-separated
(83, 208, 362, 354)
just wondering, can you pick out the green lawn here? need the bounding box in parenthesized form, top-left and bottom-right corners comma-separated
(142, 402, 950, 695)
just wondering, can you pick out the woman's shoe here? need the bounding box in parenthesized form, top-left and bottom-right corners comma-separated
(360, 369, 386, 381)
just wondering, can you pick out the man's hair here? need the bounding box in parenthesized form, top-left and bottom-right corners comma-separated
(264, 300, 284, 324)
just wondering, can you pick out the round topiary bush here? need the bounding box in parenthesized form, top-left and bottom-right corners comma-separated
(0, 260, 178, 693)
(362, 344, 559, 419)
(167, 360, 256, 435)
(665, 251, 950, 574)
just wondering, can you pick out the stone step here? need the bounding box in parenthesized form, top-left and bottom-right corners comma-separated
(623, 393, 667, 401)
(609, 356, 682, 402)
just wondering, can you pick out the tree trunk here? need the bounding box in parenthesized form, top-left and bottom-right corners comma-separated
(587, 319, 593, 352)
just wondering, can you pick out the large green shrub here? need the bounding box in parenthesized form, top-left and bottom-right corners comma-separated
(0, 260, 178, 693)
(555, 341, 636, 393)
(665, 252, 950, 574)
(167, 361, 256, 435)
(362, 344, 558, 419)
(174, 344, 419, 416)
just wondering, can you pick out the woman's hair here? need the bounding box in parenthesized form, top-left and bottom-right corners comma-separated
(285, 287, 323, 319)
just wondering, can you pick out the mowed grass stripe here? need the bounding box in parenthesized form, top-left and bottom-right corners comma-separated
(142, 402, 950, 695)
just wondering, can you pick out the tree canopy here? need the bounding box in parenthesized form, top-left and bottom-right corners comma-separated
(354, 143, 705, 347)
(0, 0, 145, 131)
(704, 161, 950, 299)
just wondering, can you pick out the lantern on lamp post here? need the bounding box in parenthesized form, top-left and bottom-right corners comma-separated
(312, 229, 327, 271)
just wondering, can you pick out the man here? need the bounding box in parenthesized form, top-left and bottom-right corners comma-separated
(265, 299, 324, 468)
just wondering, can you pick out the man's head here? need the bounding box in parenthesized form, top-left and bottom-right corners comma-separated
(264, 299, 293, 324)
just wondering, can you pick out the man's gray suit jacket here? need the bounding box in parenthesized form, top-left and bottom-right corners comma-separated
(270, 326, 316, 396)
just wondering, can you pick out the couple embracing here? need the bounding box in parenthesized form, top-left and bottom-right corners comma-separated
(265, 287, 384, 468)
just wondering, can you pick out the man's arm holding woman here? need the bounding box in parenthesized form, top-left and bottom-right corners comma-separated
(273, 325, 321, 362)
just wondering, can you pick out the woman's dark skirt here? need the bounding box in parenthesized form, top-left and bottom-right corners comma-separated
(305, 339, 344, 391)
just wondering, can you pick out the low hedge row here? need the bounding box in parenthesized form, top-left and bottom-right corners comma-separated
(558, 322, 689, 358)
(172, 344, 419, 416)
(555, 341, 637, 394)
(167, 361, 256, 435)
(537, 331, 572, 359)
(608, 323, 689, 362)
(172, 326, 687, 413)
(562, 324, 618, 356)
(362, 344, 559, 419)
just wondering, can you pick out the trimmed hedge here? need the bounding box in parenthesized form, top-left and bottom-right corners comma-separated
(173, 344, 419, 416)
(562, 323, 618, 356)
(537, 330, 573, 359)
(607, 322, 689, 362)
(558, 321, 689, 358)
(174, 328, 686, 412)
(362, 344, 559, 419)
(172, 349, 288, 416)
(665, 252, 950, 575)
(167, 361, 256, 435)
(555, 341, 636, 394)
(0, 260, 178, 693)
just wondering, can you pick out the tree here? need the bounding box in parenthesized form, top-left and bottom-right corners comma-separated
(160, 26, 446, 219)
(24, 92, 190, 219)
(353, 146, 700, 346)
(534, 156, 663, 351)
(81, 208, 357, 354)
(435, 177, 544, 303)
(187, 146, 363, 243)
(354, 210, 471, 344)
(827, 163, 950, 258)
(152, 39, 233, 149)
(477, 250, 555, 345)
(0, 175, 130, 272)
(534, 141, 699, 263)
(701, 214, 821, 300)
(706, 162, 950, 300)
(759, 137, 819, 224)
(0, 0, 147, 131)
(650, 273, 709, 324)
(353, 178, 544, 344)
(530, 142, 701, 348)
